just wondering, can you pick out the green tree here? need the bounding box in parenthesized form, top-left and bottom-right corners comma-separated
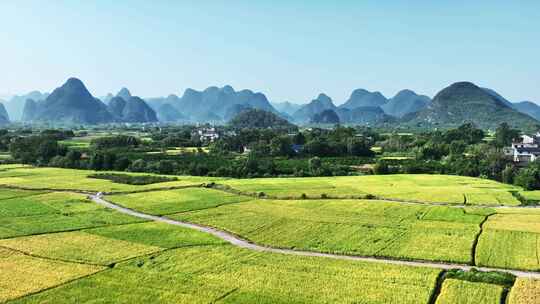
(494, 123, 520, 149)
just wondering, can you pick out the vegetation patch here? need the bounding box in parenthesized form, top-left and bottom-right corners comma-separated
(508, 278, 540, 304)
(11, 245, 440, 304)
(169, 198, 485, 264)
(0, 231, 162, 265)
(476, 212, 540, 270)
(106, 188, 252, 216)
(435, 279, 504, 304)
(445, 268, 515, 287)
(0, 247, 103, 303)
(88, 173, 177, 185)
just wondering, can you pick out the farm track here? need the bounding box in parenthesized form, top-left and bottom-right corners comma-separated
(91, 194, 540, 279)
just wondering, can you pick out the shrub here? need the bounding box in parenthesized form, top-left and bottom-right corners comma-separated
(88, 173, 177, 185)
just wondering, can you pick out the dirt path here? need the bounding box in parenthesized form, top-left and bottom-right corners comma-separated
(90, 194, 540, 279)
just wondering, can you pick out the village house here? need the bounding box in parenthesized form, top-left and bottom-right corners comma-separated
(508, 133, 540, 166)
(192, 127, 220, 143)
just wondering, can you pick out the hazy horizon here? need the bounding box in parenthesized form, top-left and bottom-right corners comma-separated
(1, 1, 539, 105)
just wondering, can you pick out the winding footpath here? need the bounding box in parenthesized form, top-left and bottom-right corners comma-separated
(90, 194, 540, 279)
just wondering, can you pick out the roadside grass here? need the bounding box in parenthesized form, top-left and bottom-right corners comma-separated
(11, 245, 440, 304)
(0, 247, 103, 303)
(105, 188, 253, 215)
(435, 279, 504, 304)
(221, 174, 520, 205)
(509, 278, 540, 304)
(0, 165, 221, 192)
(476, 213, 540, 271)
(168, 199, 485, 263)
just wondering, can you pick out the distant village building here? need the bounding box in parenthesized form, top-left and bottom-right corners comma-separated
(192, 127, 220, 143)
(508, 133, 540, 166)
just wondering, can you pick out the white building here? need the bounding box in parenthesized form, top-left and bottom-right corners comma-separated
(510, 133, 540, 165)
(193, 127, 220, 142)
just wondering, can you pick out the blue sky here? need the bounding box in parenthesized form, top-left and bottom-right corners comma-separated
(0, 0, 538, 104)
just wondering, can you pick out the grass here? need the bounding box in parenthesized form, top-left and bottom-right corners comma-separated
(165, 198, 485, 264)
(0, 247, 103, 303)
(435, 279, 504, 304)
(106, 188, 253, 215)
(11, 245, 440, 304)
(476, 212, 540, 271)
(221, 174, 520, 206)
(508, 278, 540, 304)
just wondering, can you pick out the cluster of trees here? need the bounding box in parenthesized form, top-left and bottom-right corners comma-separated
(4, 122, 540, 191)
(210, 126, 376, 158)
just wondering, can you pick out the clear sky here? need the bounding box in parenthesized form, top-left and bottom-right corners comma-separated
(0, 0, 538, 104)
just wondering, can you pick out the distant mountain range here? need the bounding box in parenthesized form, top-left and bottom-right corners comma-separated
(403, 82, 539, 130)
(21, 78, 157, 124)
(5, 77, 540, 129)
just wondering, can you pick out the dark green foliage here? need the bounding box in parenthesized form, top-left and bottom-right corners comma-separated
(514, 161, 540, 190)
(229, 109, 297, 130)
(91, 135, 140, 150)
(9, 135, 66, 164)
(88, 173, 177, 185)
(494, 123, 520, 148)
(444, 269, 515, 287)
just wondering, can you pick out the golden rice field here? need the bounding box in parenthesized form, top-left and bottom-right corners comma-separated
(435, 279, 504, 304)
(1, 165, 540, 303)
(221, 174, 521, 205)
(509, 278, 540, 304)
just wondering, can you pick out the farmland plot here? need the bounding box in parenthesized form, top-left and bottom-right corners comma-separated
(0, 166, 220, 192)
(11, 245, 441, 304)
(221, 174, 520, 205)
(476, 212, 540, 271)
(106, 188, 252, 215)
(0, 247, 103, 303)
(164, 198, 484, 263)
(0, 192, 144, 239)
(435, 279, 503, 304)
(509, 278, 540, 304)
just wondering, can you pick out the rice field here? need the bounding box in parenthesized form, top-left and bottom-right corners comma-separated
(0, 165, 221, 192)
(435, 279, 504, 304)
(1, 166, 540, 302)
(476, 212, 540, 271)
(9, 245, 441, 304)
(221, 174, 521, 206)
(509, 278, 540, 304)
(106, 188, 252, 215)
(0, 190, 144, 239)
(145, 196, 486, 264)
(0, 247, 103, 303)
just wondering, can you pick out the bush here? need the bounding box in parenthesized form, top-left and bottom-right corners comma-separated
(445, 269, 515, 287)
(88, 173, 177, 185)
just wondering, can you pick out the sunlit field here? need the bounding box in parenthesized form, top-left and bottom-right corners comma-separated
(1, 166, 539, 303)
